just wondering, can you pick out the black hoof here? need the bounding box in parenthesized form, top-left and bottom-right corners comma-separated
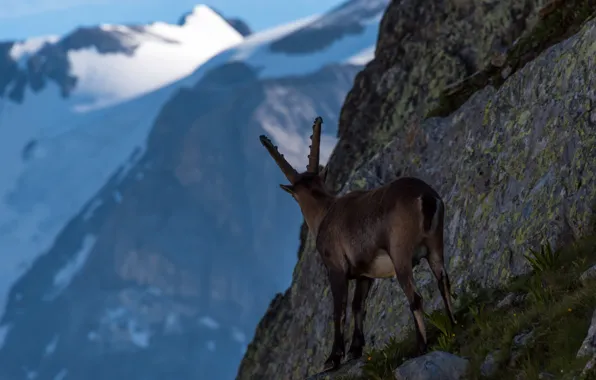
(346, 346, 363, 361)
(322, 353, 343, 372)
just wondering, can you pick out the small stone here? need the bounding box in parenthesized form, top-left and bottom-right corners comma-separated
(513, 330, 535, 347)
(509, 331, 535, 367)
(580, 265, 596, 285)
(480, 350, 501, 377)
(577, 309, 596, 358)
(394, 351, 469, 380)
(496, 293, 525, 310)
(496, 293, 516, 309)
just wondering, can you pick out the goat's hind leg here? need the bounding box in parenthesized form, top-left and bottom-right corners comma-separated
(425, 235, 457, 325)
(346, 276, 373, 361)
(389, 242, 428, 355)
(322, 270, 348, 371)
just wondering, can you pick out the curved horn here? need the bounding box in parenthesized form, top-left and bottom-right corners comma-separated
(259, 135, 298, 183)
(307, 116, 322, 173)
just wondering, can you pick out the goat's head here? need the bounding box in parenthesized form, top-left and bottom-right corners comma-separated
(259, 117, 331, 205)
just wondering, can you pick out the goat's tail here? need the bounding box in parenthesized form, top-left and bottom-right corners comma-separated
(429, 196, 444, 232)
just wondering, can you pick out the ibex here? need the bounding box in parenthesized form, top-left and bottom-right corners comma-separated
(259, 117, 457, 371)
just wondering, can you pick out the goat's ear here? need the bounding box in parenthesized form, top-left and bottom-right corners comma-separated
(319, 165, 328, 183)
(280, 184, 295, 194)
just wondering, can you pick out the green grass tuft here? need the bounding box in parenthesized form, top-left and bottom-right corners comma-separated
(523, 241, 561, 274)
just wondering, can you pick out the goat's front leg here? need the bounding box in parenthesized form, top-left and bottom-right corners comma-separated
(347, 276, 373, 361)
(322, 270, 348, 372)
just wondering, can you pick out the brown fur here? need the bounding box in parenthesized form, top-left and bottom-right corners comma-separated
(259, 117, 457, 372)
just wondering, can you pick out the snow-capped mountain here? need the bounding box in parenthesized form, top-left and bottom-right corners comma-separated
(0, 2, 242, 320)
(0, 1, 389, 379)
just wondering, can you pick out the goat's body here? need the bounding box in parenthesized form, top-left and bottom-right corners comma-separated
(311, 176, 455, 371)
(316, 177, 443, 279)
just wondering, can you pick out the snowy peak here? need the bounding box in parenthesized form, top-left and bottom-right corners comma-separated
(178, 4, 219, 26)
(179, 5, 253, 37)
(1, 4, 243, 109)
(173, 5, 234, 36)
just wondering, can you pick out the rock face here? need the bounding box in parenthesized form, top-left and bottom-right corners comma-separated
(236, 1, 596, 379)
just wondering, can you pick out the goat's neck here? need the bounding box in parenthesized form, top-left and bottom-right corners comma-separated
(299, 194, 334, 236)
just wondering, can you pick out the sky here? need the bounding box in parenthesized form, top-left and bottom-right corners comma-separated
(0, 0, 344, 41)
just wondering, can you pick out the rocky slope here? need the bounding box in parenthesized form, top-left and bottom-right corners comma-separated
(236, 1, 596, 379)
